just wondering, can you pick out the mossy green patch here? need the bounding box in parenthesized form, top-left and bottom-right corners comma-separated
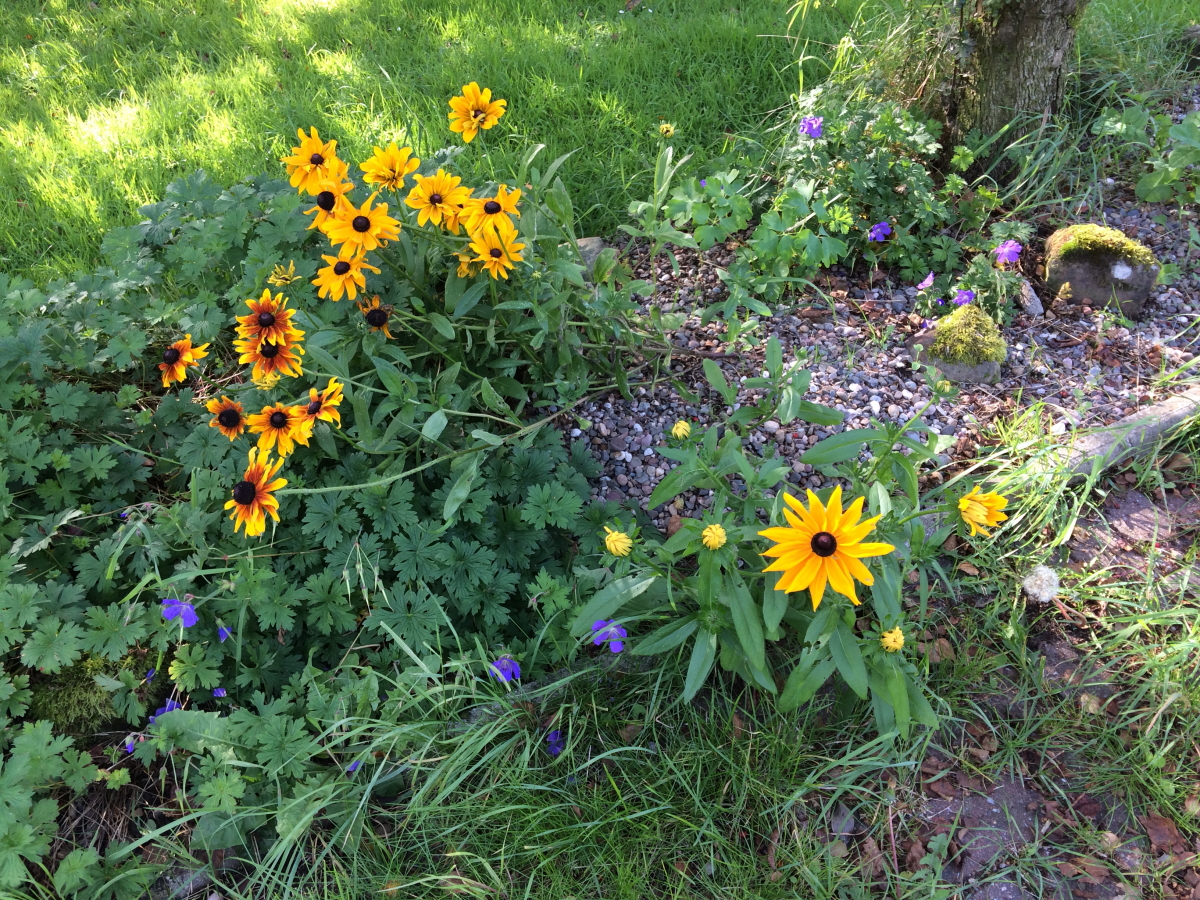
(929, 303, 1008, 366)
(27, 655, 126, 738)
(1049, 223, 1157, 268)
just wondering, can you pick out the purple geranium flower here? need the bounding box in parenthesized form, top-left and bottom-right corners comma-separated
(867, 221, 892, 242)
(953, 289, 975, 306)
(146, 668, 155, 682)
(546, 730, 565, 756)
(162, 598, 197, 628)
(489, 656, 521, 683)
(592, 619, 627, 653)
(798, 115, 823, 139)
(213, 687, 227, 698)
(124, 736, 135, 754)
(148, 698, 181, 725)
(218, 626, 232, 643)
(700, 179, 707, 187)
(993, 240, 1022, 265)
(346, 760, 361, 775)
(917, 272, 935, 290)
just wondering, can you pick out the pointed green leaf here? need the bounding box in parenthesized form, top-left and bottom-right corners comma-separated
(421, 409, 448, 442)
(570, 575, 658, 636)
(683, 630, 717, 701)
(829, 621, 868, 699)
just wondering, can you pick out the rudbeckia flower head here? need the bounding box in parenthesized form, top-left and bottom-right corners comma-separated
(234, 331, 305, 382)
(659, 122, 676, 138)
(360, 143, 420, 191)
(468, 217, 525, 280)
(958, 486, 1008, 537)
(313, 252, 380, 302)
(325, 192, 400, 256)
(456, 252, 481, 278)
(205, 396, 246, 440)
(759, 487, 894, 610)
(701, 523, 727, 551)
(303, 161, 355, 230)
(225, 447, 287, 537)
(247, 401, 312, 457)
(448, 82, 507, 143)
(603, 526, 632, 557)
(405, 169, 472, 228)
(158, 335, 209, 388)
(300, 377, 344, 427)
(671, 420, 691, 439)
(463, 183, 521, 234)
(236, 290, 304, 346)
(282, 127, 342, 195)
(880, 627, 905, 652)
(268, 260, 302, 286)
(356, 295, 395, 339)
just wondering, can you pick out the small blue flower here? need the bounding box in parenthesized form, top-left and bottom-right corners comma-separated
(699, 179, 707, 187)
(867, 221, 892, 242)
(993, 240, 1022, 265)
(917, 272, 934, 291)
(346, 760, 361, 775)
(146, 668, 155, 682)
(162, 598, 198, 628)
(489, 657, 521, 683)
(592, 619, 627, 653)
(148, 698, 181, 725)
(798, 115, 823, 139)
(218, 626, 232, 643)
(213, 687, 227, 698)
(124, 736, 135, 754)
(546, 730, 565, 756)
(953, 289, 975, 306)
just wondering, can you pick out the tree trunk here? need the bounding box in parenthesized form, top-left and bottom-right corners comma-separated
(950, 0, 1092, 140)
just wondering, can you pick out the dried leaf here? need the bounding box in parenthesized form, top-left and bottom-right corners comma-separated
(666, 515, 684, 537)
(860, 835, 886, 879)
(1071, 856, 1109, 884)
(956, 561, 980, 576)
(905, 840, 926, 873)
(827, 839, 849, 858)
(1080, 693, 1103, 715)
(1099, 832, 1121, 852)
(731, 712, 744, 741)
(1140, 812, 1185, 852)
(619, 723, 642, 743)
(1185, 795, 1200, 817)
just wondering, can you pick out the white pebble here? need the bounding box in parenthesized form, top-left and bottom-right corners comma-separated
(763, 420, 780, 433)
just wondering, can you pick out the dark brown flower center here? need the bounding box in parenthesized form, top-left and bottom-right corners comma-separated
(257, 311, 276, 328)
(162, 347, 181, 365)
(269, 411, 288, 429)
(366, 308, 389, 327)
(484, 200, 502, 215)
(810, 532, 838, 558)
(472, 109, 486, 120)
(489, 248, 503, 259)
(260, 342, 279, 358)
(316, 190, 336, 211)
(352, 215, 371, 233)
(429, 193, 443, 205)
(232, 480, 257, 505)
(217, 408, 241, 428)
(310, 152, 325, 166)
(307, 400, 322, 415)
(333, 261, 351, 276)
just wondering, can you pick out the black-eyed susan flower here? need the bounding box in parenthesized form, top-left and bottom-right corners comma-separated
(226, 447, 286, 537)
(880, 627, 905, 653)
(671, 420, 691, 439)
(463, 183, 521, 234)
(448, 82, 507, 143)
(468, 217, 525, 280)
(234, 332, 305, 382)
(246, 401, 311, 457)
(235, 291, 304, 346)
(759, 486, 894, 610)
(313, 252, 380, 302)
(442, 202, 469, 235)
(282, 127, 341, 196)
(701, 524, 727, 550)
(356, 295, 394, 339)
(299, 377, 343, 427)
(958, 486, 1008, 537)
(405, 170, 472, 228)
(304, 162, 355, 231)
(252, 369, 281, 391)
(267, 260, 302, 287)
(158, 335, 209, 388)
(603, 526, 632, 557)
(360, 143, 420, 191)
(325, 192, 400, 256)
(659, 122, 676, 138)
(205, 396, 246, 440)
(456, 252, 481, 279)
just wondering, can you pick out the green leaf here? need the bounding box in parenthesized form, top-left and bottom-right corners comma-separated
(168, 644, 221, 690)
(421, 409, 448, 442)
(52, 847, 101, 896)
(884, 660, 911, 738)
(471, 429, 504, 446)
(800, 428, 884, 465)
(570, 575, 658, 636)
(452, 282, 488, 318)
(762, 573, 788, 633)
(778, 654, 835, 712)
(20, 617, 84, 674)
(765, 335, 783, 375)
(646, 462, 701, 508)
(795, 401, 845, 427)
(428, 313, 455, 340)
(442, 458, 480, 522)
(372, 356, 410, 396)
(632, 618, 698, 656)
(702, 359, 737, 406)
(829, 621, 868, 699)
(728, 573, 765, 674)
(683, 630, 717, 702)
(906, 677, 939, 727)
(478, 378, 507, 412)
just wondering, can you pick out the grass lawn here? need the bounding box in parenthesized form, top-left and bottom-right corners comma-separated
(0, 0, 867, 284)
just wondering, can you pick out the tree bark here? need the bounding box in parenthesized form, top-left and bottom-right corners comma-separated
(951, 0, 1092, 139)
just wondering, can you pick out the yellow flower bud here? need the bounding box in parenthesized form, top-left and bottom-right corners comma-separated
(671, 420, 691, 440)
(880, 627, 905, 653)
(603, 526, 633, 557)
(701, 523, 727, 550)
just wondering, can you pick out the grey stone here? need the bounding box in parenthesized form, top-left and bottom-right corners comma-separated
(574, 236, 606, 279)
(1106, 490, 1174, 543)
(1044, 224, 1160, 319)
(907, 328, 1004, 385)
(1018, 278, 1044, 316)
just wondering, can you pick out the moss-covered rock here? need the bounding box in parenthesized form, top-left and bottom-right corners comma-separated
(1045, 223, 1159, 319)
(908, 303, 1008, 384)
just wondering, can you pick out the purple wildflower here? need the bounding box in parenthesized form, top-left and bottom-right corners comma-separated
(148, 698, 181, 724)
(867, 221, 892, 242)
(489, 657, 521, 684)
(934, 298, 944, 305)
(213, 687, 227, 698)
(917, 272, 935, 290)
(592, 619, 627, 653)
(162, 598, 198, 628)
(546, 730, 565, 756)
(798, 116, 823, 139)
(346, 760, 361, 775)
(993, 240, 1022, 265)
(146, 668, 155, 682)
(921, 318, 935, 331)
(124, 736, 135, 754)
(700, 179, 707, 188)
(218, 626, 232, 642)
(953, 289, 975, 306)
